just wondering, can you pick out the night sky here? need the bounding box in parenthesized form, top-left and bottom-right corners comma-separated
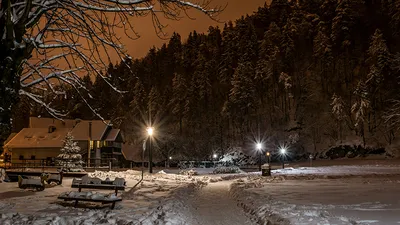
(123, 0, 267, 59)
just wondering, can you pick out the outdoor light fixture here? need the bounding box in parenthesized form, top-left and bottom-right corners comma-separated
(147, 127, 154, 136)
(279, 147, 287, 169)
(147, 127, 154, 173)
(213, 154, 218, 159)
(169, 156, 172, 160)
(266, 151, 270, 164)
(256, 143, 262, 151)
(256, 143, 263, 171)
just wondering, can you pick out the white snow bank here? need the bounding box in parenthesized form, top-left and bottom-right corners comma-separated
(271, 165, 400, 176)
(89, 170, 141, 180)
(59, 191, 121, 201)
(213, 166, 243, 174)
(160, 167, 245, 176)
(230, 167, 400, 225)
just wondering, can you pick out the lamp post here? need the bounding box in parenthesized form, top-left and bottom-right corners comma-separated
(280, 148, 286, 169)
(256, 143, 262, 171)
(147, 127, 154, 173)
(167, 156, 172, 168)
(266, 152, 270, 164)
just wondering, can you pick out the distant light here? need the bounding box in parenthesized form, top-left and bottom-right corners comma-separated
(213, 154, 218, 159)
(280, 148, 286, 155)
(256, 143, 262, 150)
(266, 152, 270, 156)
(147, 127, 153, 136)
(169, 156, 172, 160)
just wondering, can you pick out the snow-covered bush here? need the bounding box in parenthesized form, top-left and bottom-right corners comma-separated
(220, 150, 256, 166)
(56, 132, 83, 169)
(213, 166, 241, 174)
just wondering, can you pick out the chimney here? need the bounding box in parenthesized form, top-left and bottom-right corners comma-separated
(89, 121, 92, 140)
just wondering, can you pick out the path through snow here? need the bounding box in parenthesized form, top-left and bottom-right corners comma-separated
(182, 181, 254, 225)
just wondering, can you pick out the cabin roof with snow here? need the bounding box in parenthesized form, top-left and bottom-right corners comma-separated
(4, 117, 123, 149)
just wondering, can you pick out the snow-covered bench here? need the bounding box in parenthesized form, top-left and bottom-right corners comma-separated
(18, 175, 45, 191)
(58, 176, 126, 209)
(58, 191, 122, 209)
(71, 176, 126, 195)
(42, 172, 63, 185)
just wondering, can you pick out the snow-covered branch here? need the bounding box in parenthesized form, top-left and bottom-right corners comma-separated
(0, 0, 221, 121)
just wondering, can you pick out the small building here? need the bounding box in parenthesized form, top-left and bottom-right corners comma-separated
(3, 117, 125, 167)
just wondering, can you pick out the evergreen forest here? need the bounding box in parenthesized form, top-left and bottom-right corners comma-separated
(18, 0, 400, 160)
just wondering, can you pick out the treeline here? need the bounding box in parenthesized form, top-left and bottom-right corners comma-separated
(26, 0, 400, 159)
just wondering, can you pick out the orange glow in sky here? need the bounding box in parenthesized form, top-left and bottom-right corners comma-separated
(117, 0, 267, 60)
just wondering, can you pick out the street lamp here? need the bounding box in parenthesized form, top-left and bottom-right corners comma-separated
(266, 152, 270, 164)
(147, 127, 154, 173)
(256, 143, 262, 171)
(280, 148, 286, 169)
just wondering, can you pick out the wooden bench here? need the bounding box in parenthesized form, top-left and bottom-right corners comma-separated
(43, 172, 63, 185)
(58, 177, 125, 209)
(58, 195, 122, 209)
(18, 175, 45, 191)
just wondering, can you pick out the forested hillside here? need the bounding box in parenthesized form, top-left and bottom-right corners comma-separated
(24, 0, 400, 159)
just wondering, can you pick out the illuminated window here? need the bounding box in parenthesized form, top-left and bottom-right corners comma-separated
(97, 141, 101, 148)
(89, 141, 93, 149)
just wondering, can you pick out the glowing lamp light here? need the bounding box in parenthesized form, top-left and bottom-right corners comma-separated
(213, 154, 218, 159)
(266, 152, 270, 156)
(169, 156, 172, 160)
(256, 143, 262, 151)
(280, 148, 287, 155)
(147, 127, 154, 136)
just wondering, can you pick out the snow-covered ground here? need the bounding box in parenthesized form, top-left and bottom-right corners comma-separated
(272, 165, 400, 177)
(0, 170, 212, 224)
(1, 163, 400, 224)
(232, 165, 400, 225)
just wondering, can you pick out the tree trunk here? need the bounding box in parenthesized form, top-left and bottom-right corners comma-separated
(0, 0, 33, 150)
(0, 56, 21, 148)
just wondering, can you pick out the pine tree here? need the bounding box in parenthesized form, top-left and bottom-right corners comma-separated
(331, 94, 346, 142)
(56, 132, 83, 169)
(331, 0, 365, 48)
(352, 81, 370, 147)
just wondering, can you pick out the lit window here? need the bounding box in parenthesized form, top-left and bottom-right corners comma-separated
(89, 141, 93, 149)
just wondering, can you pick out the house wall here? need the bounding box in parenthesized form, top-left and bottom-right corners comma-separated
(10, 147, 60, 163)
(8, 140, 123, 166)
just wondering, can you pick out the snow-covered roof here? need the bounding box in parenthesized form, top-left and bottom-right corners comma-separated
(4, 117, 117, 149)
(4, 128, 70, 149)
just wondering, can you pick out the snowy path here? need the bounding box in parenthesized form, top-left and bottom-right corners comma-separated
(182, 181, 254, 225)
